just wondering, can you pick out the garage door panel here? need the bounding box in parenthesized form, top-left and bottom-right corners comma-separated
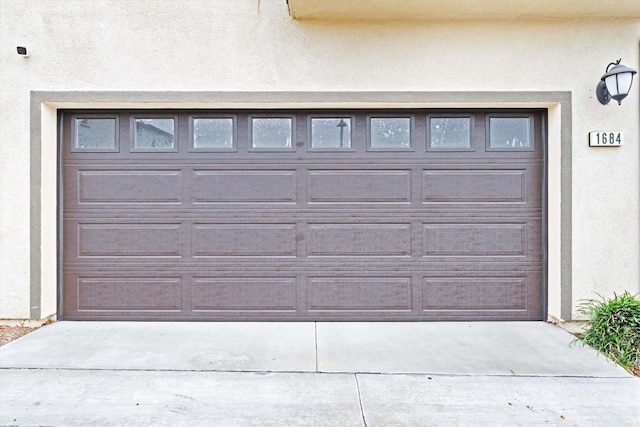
(422, 166, 541, 207)
(423, 169, 524, 203)
(307, 224, 412, 257)
(192, 170, 297, 204)
(64, 167, 185, 208)
(76, 224, 183, 258)
(192, 224, 297, 257)
(307, 170, 412, 204)
(422, 219, 541, 260)
(423, 223, 525, 256)
(75, 277, 183, 312)
(422, 277, 527, 310)
(192, 278, 297, 311)
(307, 277, 412, 311)
(422, 272, 542, 318)
(78, 170, 183, 204)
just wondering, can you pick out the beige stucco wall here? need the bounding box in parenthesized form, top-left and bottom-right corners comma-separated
(1, 0, 639, 320)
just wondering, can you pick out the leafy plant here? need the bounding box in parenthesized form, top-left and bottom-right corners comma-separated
(577, 292, 640, 373)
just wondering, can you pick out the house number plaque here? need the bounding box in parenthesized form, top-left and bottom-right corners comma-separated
(589, 131, 623, 147)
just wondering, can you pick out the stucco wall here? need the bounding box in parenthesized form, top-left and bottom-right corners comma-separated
(1, 0, 639, 320)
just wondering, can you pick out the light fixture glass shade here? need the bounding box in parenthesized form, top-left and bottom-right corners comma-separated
(605, 72, 634, 102)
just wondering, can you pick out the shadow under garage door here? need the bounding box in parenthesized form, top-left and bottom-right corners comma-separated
(61, 109, 544, 321)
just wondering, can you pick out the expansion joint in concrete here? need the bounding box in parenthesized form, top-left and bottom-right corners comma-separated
(314, 322, 319, 372)
(354, 374, 368, 427)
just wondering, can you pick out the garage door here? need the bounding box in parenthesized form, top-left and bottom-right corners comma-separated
(62, 109, 544, 321)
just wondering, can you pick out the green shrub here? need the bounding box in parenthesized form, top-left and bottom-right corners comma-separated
(577, 292, 640, 373)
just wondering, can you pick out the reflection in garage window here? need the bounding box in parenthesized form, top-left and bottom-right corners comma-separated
(311, 118, 351, 149)
(370, 117, 411, 149)
(74, 118, 117, 150)
(192, 118, 234, 149)
(489, 117, 532, 150)
(430, 118, 471, 149)
(252, 118, 292, 149)
(134, 118, 175, 149)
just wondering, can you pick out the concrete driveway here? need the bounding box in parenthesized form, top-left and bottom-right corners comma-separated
(1, 322, 638, 426)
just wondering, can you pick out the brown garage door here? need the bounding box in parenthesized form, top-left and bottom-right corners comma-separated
(62, 109, 544, 321)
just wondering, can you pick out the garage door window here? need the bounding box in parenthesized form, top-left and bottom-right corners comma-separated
(251, 117, 294, 150)
(369, 117, 412, 150)
(487, 116, 533, 151)
(310, 117, 352, 149)
(428, 116, 472, 151)
(191, 117, 235, 151)
(133, 117, 176, 151)
(72, 117, 118, 152)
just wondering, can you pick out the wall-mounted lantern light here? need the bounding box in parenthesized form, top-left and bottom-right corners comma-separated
(597, 59, 637, 105)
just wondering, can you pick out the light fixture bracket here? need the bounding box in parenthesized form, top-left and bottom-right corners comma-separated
(596, 80, 611, 105)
